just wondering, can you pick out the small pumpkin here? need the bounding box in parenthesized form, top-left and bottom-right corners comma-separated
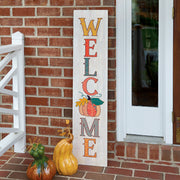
(76, 96, 104, 117)
(27, 143, 56, 180)
(53, 133, 78, 176)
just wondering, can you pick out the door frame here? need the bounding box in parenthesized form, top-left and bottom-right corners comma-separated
(116, 0, 173, 144)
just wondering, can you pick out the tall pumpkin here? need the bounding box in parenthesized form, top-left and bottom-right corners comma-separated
(53, 133, 78, 175)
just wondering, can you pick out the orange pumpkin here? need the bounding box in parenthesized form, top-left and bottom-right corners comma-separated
(27, 144, 56, 180)
(27, 159, 56, 180)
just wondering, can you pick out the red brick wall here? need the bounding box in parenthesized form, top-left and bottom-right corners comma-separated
(113, 142, 180, 179)
(1, 0, 180, 178)
(0, 0, 116, 154)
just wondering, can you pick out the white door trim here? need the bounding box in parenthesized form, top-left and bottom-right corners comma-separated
(116, 0, 173, 144)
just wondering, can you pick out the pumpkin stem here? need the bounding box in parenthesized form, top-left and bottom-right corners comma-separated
(66, 133, 73, 144)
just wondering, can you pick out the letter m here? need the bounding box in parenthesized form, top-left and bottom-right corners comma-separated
(80, 118, 99, 137)
(79, 18, 102, 36)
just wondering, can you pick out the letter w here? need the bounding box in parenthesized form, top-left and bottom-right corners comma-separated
(79, 18, 102, 36)
(80, 118, 99, 137)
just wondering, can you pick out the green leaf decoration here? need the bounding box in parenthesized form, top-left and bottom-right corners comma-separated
(91, 98, 104, 105)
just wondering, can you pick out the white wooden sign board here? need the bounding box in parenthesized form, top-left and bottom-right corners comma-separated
(73, 10, 108, 167)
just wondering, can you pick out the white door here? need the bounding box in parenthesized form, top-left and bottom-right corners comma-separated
(116, 0, 173, 142)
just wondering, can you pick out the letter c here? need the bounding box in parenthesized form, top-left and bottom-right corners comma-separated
(82, 77, 98, 96)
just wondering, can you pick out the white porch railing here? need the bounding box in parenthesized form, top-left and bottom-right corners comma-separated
(0, 32, 25, 156)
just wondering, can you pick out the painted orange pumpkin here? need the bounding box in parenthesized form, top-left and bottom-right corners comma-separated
(76, 96, 104, 117)
(27, 144, 56, 180)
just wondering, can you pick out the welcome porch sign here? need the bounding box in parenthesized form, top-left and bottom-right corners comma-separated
(73, 10, 108, 166)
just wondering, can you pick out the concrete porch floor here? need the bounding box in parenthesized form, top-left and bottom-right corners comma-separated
(0, 151, 180, 180)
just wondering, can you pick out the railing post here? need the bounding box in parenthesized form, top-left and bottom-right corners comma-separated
(12, 32, 25, 153)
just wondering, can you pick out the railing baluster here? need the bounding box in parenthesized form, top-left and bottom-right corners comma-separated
(0, 32, 25, 156)
(0, 51, 17, 72)
(0, 67, 17, 89)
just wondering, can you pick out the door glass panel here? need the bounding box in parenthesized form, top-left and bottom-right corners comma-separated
(132, 0, 159, 107)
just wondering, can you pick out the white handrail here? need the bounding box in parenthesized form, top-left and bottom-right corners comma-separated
(0, 32, 25, 156)
(0, 128, 20, 133)
(0, 44, 22, 54)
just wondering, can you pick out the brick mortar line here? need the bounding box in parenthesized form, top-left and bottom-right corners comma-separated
(3, 153, 16, 165)
(115, 157, 180, 168)
(0, 15, 116, 18)
(171, 146, 174, 163)
(147, 144, 150, 161)
(101, 0, 103, 6)
(0, 5, 115, 7)
(135, 143, 138, 159)
(81, 169, 87, 179)
(60, 47, 63, 59)
(102, 165, 180, 177)
(102, 166, 106, 173)
(3, 154, 17, 179)
(107, 99, 116, 102)
(24, 56, 116, 60)
(25, 55, 73, 59)
(25, 65, 74, 68)
(108, 120, 116, 123)
(34, 26, 37, 37)
(1, 25, 74, 28)
(132, 168, 135, 177)
(26, 67, 116, 72)
(24, 94, 69, 98)
(159, 144, 162, 162)
(25, 133, 115, 141)
(108, 79, 116, 82)
(47, 57, 50, 66)
(22, 17, 25, 27)
(0, 64, 69, 69)
(25, 85, 73, 89)
(19, 35, 116, 38)
(25, 104, 72, 108)
(25, 95, 73, 99)
(0, 25, 116, 28)
(114, 156, 175, 166)
(23, 45, 116, 50)
(26, 115, 72, 120)
(106, 110, 116, 113)
(47, 0, 50, 6)
(25, 106, 73, 110)
(10, 7, 12, 17)
(107, 138, 117, 141)
(25, 134, 63, 141)
(35, 6, 37, 17)
(162, 173, 165, 180)
(7, 170, 28, 179)
(25, 75, 73, 79)
(0, 4, 116, 8)
(133, 169, 180, 176)
(47, 15, 50, 27)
